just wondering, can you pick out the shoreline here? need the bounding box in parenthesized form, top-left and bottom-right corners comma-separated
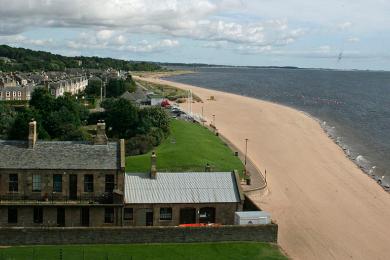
(136, 75, 390, 260)
(160, 75, 390, 193)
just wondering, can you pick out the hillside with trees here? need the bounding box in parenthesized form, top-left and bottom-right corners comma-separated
(0, 45, 162, 72)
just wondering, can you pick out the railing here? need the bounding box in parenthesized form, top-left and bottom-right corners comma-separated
(0, 192, 115, 205)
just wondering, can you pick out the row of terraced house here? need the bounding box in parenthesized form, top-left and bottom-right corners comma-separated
(0, 72, 88, 101)
(0, 120, 245, 227)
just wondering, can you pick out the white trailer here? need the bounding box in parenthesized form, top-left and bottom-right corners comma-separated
(234, 211, 271, 225)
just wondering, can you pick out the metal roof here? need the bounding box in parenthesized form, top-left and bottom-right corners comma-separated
(0, 140, 120, 170)
(124, 172, 241, 204)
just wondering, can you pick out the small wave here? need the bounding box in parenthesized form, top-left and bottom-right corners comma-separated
(355, 155, 371, 171)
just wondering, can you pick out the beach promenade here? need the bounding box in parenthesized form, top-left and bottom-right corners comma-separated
(136, 76, 390, 260)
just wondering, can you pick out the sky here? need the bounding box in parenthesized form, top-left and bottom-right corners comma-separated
(0, 0, 390, 70)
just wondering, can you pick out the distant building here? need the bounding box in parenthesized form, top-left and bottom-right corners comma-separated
(0, 84, 37, 101)
(47, 76, 88, 97)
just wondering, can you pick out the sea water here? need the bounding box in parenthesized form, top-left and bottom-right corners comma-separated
(166, 67, 390, 190)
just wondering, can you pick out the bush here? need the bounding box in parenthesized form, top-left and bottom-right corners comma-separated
(125, 135, 155, 156)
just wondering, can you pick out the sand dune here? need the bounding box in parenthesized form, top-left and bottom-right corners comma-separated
(136, 76, 390, 260)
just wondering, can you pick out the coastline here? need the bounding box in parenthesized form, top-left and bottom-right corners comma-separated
(135, 75, 390, 260)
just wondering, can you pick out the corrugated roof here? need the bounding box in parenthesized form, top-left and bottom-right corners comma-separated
(0, 140, 119, 170)
(124, 172, 240, 204)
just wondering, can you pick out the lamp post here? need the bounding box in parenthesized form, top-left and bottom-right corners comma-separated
(201, 106, 204, 126)
(244, 138, 249, 166)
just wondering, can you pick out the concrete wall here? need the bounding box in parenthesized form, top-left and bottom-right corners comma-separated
(0, 224, 278, 245)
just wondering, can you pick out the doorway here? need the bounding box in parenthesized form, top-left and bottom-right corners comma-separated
(180, 208, 196, 224)
(199, 207, 216, 224)
(57, 207, 65, 227)
(81, 207, 90, 227)
(145, 209, 153, 226)
(69, 175, 77, 200)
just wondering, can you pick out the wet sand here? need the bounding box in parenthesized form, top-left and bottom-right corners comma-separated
(135, 76, 390, 260)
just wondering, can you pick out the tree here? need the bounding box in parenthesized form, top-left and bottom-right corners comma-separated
(45, 106, 81, 139)
(7, 108, 49, 140)
(29, 87, 55, 113)
(138, 106, 170, 135)
(105, 77, 136, 98)
(0, 103, 16, 138)
(103, 98, 139, 138)
(85, 79, 102, 97)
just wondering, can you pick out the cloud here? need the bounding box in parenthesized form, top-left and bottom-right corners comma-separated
(0, 0, 305, 50)
(338, 21, 352, 30)
(96, 30, 114, 41)
(0, 34, 54, 47)
(67, 31, 179, 53)
(347, 37, 360, 43)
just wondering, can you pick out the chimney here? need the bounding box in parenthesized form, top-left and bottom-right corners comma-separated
(205, 163, 211, 172)
(94, 120, 108, 145)
(150, 152, 157, 179)
(28, 120, 37, 149)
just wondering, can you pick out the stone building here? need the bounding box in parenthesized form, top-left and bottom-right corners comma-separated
(123, 153, 244, 226)
(0, 121, 125, 227)
(0, 84, 37, 101)
(0, 121, 245, 228)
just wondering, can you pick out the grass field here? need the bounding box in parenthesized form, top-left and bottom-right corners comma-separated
(126, 119, 244, 173)
(0, 242, 287, 260)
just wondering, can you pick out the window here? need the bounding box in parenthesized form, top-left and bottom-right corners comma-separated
(17, 91, 21, 97)
(84, 174, 94, 192)
(12, 91, 16, 97)
(32, 174, 41, 192)
(53, 174, 62, 192)
(9, 174, 18, 192)
(104, 208, 114, 223)
(8, 207, 17, 224)
(160, 208, 172, 220)
(105, 174, 115, 192)
(33, 207, 43, 224)
(6, 91, 10, 97)
(124, 208, 133, 221)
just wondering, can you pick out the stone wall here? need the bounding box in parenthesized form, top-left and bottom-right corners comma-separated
(0, 224, 278, 245)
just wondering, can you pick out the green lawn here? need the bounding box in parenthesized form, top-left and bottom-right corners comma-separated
(126, 119, 244, 173)
(0, 242, 287, 260)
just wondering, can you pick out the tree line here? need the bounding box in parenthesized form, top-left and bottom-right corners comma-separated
(0, 45, 162, 72)
(0, 86, 170, 155)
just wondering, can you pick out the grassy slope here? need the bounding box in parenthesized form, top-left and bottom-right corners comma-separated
(126, 119, 244, 173)
(0, 242, 287, 260)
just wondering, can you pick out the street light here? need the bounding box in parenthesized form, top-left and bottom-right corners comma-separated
(244, 138, 249, 166)
(201, 106, 204, 126)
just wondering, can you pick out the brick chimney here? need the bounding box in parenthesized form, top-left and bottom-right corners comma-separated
(150, 152, 157, 179)
(28, 120, 37, 149)
(94, 120, 108, 145)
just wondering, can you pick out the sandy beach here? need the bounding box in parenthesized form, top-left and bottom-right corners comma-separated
(136, 75, 390, 260)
